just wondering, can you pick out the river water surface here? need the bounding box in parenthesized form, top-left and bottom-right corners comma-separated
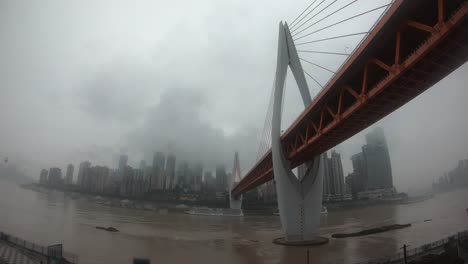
(1, 180, 467, 264)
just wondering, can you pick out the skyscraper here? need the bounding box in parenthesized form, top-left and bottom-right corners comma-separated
(176, 162, 190, 189)
(203, 171, 215, 191)
(39, 169, 48, 184)
(363, 127, 393, 189)
(48, 167, 62, 187)
(77, 161, 91, 189)
(152, 152, 165, 189)
(322, 150, 345, 199)
(329, 150, 345, 196)
(192, 163, 203, 192)
(165, 153, 176, 190)
(215, 165, 227, 192)
(139, 160, 147, 171)
(118, 155, 128, 179)
(65, 164, 74, 185)
(349, 127, 393, 195)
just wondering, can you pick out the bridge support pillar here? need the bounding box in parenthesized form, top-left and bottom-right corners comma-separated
(229, 194, 242, 210)
(271, 22, 328, 245)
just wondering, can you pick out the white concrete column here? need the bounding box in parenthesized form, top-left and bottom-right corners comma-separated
(271, 22, 326, 243)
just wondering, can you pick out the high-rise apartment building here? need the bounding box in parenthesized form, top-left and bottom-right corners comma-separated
(65, 164, 74, 185)
(39, 169, 48, 184)
(192, 163, 203, 192)
(165, 153, 176, 190)
(215, 165, 227, 192)
(322, 150, 345, 199)
(152, 152, 165, 189)
(48, 167, 62, 187)
(348, 127, 393, 196)
(77, 161, 91, 189)
(118, 155, 128, 179)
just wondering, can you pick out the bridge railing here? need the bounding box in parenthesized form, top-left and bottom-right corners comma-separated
(354, 230, 468, 264)
(0, 230, 79, 263)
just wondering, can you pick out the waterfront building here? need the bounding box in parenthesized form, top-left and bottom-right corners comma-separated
(152, 152, 165, 190)
(65, 164, 74, 185)
(165, 153, 176, 190)
(215, 165, 227, 192)
(93, 166, 110, 194)
(322, 150, 345, 200)
(203, 171, 215, 192)
(120, 165, 135, 197)
(143, 166, 153, 193)
(139, 160, 147, 171)
(363, 127, 393, 189)
(48, 167, 62, 187)
(77, 161, 91, 189)
(118, 154, 128, 180)
(192, 163, 203, 192)
(176, 162, 191, 190)
(348, 127, 394, 198)
(329, 150, 345, 196)
(39, 169, 48, 184)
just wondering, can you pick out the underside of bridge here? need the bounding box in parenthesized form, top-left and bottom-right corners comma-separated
(232, 0, 468, 198)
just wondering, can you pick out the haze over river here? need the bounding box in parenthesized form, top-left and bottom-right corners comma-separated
(0, 180, 467, 264)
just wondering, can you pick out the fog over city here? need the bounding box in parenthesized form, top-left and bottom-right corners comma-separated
(1, 0, 467, 193)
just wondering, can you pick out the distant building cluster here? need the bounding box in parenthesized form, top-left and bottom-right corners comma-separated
(433, 159, 468, 192)
(346, 127, 395, 200)
(257, 127, 395, 203)
(258, 149, 348, 203)
(38, 151, 236, 199)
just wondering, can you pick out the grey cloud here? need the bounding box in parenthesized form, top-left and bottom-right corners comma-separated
(125, 88, 259, 172)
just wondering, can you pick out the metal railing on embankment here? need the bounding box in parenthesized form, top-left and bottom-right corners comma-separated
(0, 230, 78, 263)
(354, 230, 468, 264)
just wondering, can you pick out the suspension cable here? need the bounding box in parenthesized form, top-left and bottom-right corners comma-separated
(303, 69, 323, 89)
(297, 50, 349, 56)
(289, 0, 320, 29)
(290, 0, 326, 30)
(300, 58, 335, 74)
(291, 0, 339, 34)
(293, 0, 359, 37)
(294, 3, 391, 41)
(295, 32, 368, 46)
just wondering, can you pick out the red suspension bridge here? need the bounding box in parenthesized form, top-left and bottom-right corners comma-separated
(232, 0, 468, 198)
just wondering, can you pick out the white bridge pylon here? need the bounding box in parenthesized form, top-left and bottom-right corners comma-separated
(271, 22, 327, 243)
(229, 151, 243, 210)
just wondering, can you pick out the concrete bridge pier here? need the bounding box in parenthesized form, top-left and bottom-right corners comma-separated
(271, 22, 328, 245)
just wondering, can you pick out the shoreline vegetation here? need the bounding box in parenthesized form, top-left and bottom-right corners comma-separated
(332, 223, 412, 238)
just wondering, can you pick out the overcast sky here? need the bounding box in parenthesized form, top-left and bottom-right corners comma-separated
(1, 0, 467, 193)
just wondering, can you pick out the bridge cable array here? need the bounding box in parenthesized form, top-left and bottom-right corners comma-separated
(255, 1, 396, 162)
(287, 0, 394, 100)
(290, 0, 340, 34)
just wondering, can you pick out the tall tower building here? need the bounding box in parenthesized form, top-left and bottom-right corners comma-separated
(48, 167, 62, 187)
(165, 153, 176, 190)
(363, 127, 393, 189)
(77, 161, 91, 188)
(139, 160, 147, 171)
(152, 152, 165, 189)
(65, 164, 74, 185)
(329, 150, 345, 195)
(349, 127, 393, 195)
(39, 169, 48, 184)
(215, 165, 227, 192)
(192, 163, 203, 192)
(118, 155, 128, 178)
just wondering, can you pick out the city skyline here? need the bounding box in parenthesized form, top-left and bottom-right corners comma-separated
(0, 0, 467, 195)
